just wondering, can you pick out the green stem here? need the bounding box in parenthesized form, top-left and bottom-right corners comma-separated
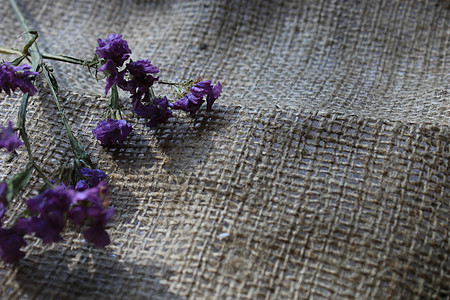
(17, 92, 52, 185)
(158, 80, 180, 85)
(107, 84, 123, 120)
(21, 30, 38, 56)
(0, 46, 22, 56)
(109, 84, 120, 110)
(41, 53, 88, 65)
(0, 46, 88, 66)
(10, 0, 93, 168)
(149, 86, 156, 101)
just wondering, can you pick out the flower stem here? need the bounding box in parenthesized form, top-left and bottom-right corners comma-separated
(109, 84, 120, 110)
(17, 92, 52, 185)
(158, 80, 180, 85)
(0, 46, 22, 56)
(9, 0, 93, 169)
(107, 84, 124, 120)
(0, 46, 89, 66)
(41, 53, 88, 66)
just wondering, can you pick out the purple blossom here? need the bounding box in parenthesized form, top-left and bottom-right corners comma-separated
(0, 62, 39, 96)
(0, 227, 26, 263)
(83, 206, 113, 247)
(24, 186, 73, 243)
(125, 60, 159, 103)
(75, 180, 89, 191)
(96, 34, 132, 94)
(171, 93, 205, 115)
(80, 168, 107, 188)
(98, 60, 127, 95)
(170, 80, 222, 114)
(23, 181, 113, 248)
(133, 97, 173, 128)
(206, 81, 222, 110)
(0, 187, 27, 263)
(69, 182, 113, 247)
(68, 183, 105, 225)
(0, 181, 114, 263)
(0, 121, 24, 152)
(92, 119, 132, 147)
(96, 34, 131, 68)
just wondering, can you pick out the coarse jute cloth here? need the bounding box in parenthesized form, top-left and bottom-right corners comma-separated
(0, 0, 449, 299)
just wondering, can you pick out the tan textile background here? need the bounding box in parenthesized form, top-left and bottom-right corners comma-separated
(0, 0, 449, 299)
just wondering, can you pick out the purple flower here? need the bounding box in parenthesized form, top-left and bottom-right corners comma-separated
(133, 97, 173, 127)
(75, 180, 89, 191)
(0, 181, 114, 263)
(68, 181, 108, 224)
(0, 62, 39, 96)
(98, 60, 127, 95)
(92, 119, 132, 147)
(0, 121, 23, 152)
(170, 80, 222, 114)
(83, 206, 113, 247)
(96, 34, 132, 94)
(69, 182, 113, 247)
(80, 168, 107, 188)
(206, 81, 222, 110)
(24, 186, 73, 243)
(96, 34, 131, 68)
(171, 93, 205, 115)
(0, 189, 27, 263)
(125, 60, 159, 102)
(0, 227, 26, 263)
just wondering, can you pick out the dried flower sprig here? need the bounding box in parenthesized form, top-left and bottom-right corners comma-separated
(0, 0, 109, 263)
(0, 0, 223, 263)
(90, 33, 223, 147)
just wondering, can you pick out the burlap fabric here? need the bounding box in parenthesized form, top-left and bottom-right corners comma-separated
(0, 0, 449, 299)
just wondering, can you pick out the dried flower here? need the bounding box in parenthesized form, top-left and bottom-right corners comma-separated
(171, 92, 205, 115)
(125, 59, 159, 103)
(133, 97, 173, 128)
(206, 81, 222, 110)
(16, 181, 113, 249)
(0, 62, 39, 96)
(82, 207, 113, 247)
(24, 186, 72, 243)
(98, 60, 127, 95)
(0, 121, 23, 152)
(69, 181, 113, 247)
(96, 34, 131, 68)
(96, 34, 132, 94)
(0, 227, 26, 263)
(171, 80, 222, 114)
(92, 119, 132, 147)
(80, 168, 107, 188)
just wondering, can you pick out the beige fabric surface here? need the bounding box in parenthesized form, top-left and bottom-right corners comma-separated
(0, 0, 449, 299)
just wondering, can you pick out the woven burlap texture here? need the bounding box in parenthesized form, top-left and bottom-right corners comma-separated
(0, 0, 449, 299)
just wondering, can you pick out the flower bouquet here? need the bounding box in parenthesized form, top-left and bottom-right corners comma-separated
(0, 0, 222, 263)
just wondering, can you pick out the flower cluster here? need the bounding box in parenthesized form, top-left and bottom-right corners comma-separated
(92, 119, 133, 147)
(0, 62, 39, 96)
(93, 34, 222, 147)
(0, 121, 23, 152)
(0, 29, 223, 264)
(171, 80, 222, 114)
(0, 168, 112, 263)
(96, 34, 132, 95)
